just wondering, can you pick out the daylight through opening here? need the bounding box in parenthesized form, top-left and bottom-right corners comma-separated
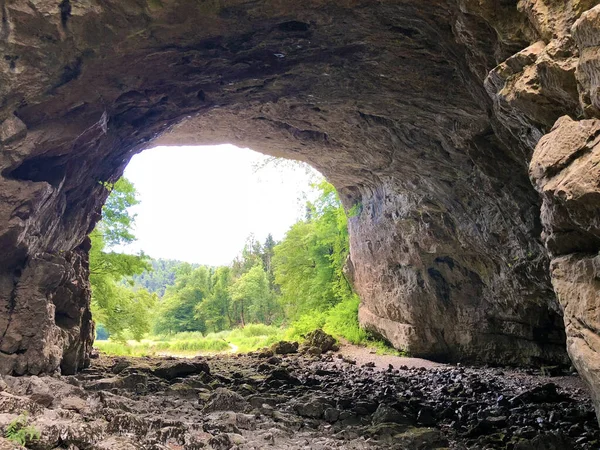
(91, 144, 373, 357)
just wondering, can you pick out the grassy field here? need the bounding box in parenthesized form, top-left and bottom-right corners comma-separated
(95, 321, 404, 358)
(95, 324, 287, 357)
(94, 297, 405, 357)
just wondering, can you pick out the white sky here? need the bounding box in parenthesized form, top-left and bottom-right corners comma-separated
(119, 145, 321, 266)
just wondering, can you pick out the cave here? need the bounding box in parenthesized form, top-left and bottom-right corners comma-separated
(0, 0, 600, 433)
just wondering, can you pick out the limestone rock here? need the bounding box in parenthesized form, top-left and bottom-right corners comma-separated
(0, 0, 581, 376)
(299, 330, 337, 355)
(152, 360, 210, 380)
(0, 115, 26, 144)
(529, 116, 600, 421)
(270, 341, 298, 355)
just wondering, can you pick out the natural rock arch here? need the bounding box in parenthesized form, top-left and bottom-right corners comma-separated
(1, 0, 600, 418)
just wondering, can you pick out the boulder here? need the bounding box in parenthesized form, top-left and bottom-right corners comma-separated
(202, 388, 250, 413)
(300, 330, 337, 355)
(152, 360, 210, 381)
(271, 341, 299, 355)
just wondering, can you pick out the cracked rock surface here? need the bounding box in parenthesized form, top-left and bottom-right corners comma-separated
(0, 351, 599, 449)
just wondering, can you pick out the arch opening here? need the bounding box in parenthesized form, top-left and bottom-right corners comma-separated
(2, 0, 598, 402)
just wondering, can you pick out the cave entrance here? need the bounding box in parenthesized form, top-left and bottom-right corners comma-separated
(91, 143, 360, 356)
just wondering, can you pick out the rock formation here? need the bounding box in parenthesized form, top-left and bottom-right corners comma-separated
(0, 0, 599, 417)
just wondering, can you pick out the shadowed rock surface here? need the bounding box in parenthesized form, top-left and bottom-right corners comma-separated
(1, 351, 599, 449)
(1, 0, 600, 422)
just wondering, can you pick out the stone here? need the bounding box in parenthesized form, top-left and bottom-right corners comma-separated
(529, 116, 600, 421)
(417, 407, 436, 426)
(324, 407, 340, 423)
(295, 398, 328, 419)
(300, 330, 337, 355)
(0, 437, 25, 449)
(271, 341, 298, 355)
(372, 404, 411, 425)
(0, 0, 589, 379)
(29, 392, 54, 408)
(60, 396, 88, 413)
(0, 114, 26, 144)
(164, 383, 199, 400)
(152, 360, 210, 380)
(202, 388, 250, 413)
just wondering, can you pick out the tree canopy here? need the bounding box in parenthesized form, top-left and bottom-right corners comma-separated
(91, 178, 365, 346)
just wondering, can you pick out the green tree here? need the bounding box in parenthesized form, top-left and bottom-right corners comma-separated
(90, 178, 157, 341)
(195, 266, 233, 332)
(229, 264, 271, 326)
(273, 181, 352, 320)
(154, 266, 211, 334)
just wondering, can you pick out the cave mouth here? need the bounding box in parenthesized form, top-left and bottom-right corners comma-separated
(1, 0, 597, 406)
(90, 142, 343, 349)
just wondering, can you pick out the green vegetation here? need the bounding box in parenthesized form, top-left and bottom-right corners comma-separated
(96, 324, 286, 356)
(92, 177, 394, 356)
(5, 413, 40, 446)
(90, 178, 157, 341)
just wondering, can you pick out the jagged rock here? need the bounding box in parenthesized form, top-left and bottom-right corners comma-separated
(0, 437, 25, 450)
(529, 115, 600, 420)
(0, 115, 26, 144)
(294, 397, 330, 419)
(202, 388, 250, 413)
(372, 404, 411, 425)
(0, 0, 588, 378)
(164, 383, 199, 400)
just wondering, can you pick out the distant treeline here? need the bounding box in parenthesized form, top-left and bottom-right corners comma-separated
(91, 179, 365, 344)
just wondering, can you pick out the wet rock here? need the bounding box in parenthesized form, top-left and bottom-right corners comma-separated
(266, 368, 301, 385)
(417, 406, 436, 426)
(509, 383, 564, 405)
(514, 431, 575, 450)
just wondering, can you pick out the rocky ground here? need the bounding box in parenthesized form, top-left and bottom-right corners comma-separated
(0, 334, 598, 449)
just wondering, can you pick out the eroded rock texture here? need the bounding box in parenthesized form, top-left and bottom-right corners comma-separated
(0, 0, 598, 385)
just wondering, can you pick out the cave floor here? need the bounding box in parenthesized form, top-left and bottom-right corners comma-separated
(0, 348, 598, 449)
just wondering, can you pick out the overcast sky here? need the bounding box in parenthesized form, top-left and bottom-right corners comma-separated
(119, 145, 321, 266)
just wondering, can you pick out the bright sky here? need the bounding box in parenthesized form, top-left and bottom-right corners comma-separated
(120, 145, 321, 266)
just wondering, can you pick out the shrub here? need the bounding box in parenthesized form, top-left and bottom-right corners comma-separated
(5, 413, 40, 446)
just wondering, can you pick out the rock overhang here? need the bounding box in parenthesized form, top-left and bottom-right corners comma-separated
(0, 0, 599, 418)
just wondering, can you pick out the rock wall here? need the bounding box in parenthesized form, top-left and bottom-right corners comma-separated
(0, 0, 598, 391)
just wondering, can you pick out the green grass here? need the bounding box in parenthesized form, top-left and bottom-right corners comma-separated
(95, 334, 230, 357)
(95, 299, 405, 358)
(95, 324, 286, 357)
(285, 295, 368, 344)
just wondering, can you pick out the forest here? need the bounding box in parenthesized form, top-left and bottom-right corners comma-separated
(91, 177, 382, 356)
